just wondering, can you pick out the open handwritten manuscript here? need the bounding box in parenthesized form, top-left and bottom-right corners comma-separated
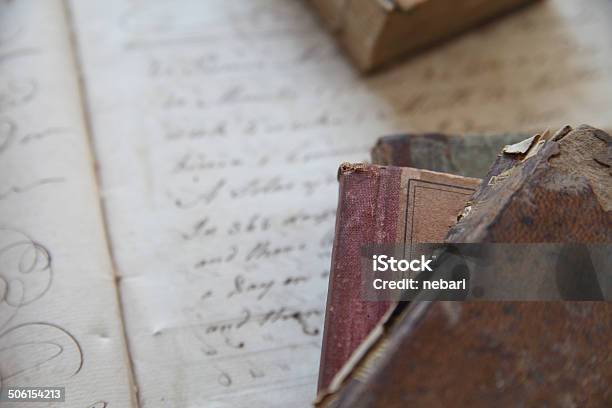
(1, 0, 611, 407)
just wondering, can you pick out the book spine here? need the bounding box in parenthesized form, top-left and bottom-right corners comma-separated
(318, 164, 401, 391)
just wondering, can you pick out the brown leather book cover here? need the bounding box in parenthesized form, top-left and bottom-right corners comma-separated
(317, 163, 480, 391)
(310, 0, 540, 72)
(316, 126, 612, 407)
(447, 124, 612, 242)
(371, 133, 528, 178)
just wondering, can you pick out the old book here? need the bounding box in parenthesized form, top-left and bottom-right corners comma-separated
(447, 125, 612, 242)
(318, 301, 612, 407)
(318, 163, 480, 391)
(310, 0, 540, 72)
(371, 133, 528, 178)
(316, 126, 612, 407)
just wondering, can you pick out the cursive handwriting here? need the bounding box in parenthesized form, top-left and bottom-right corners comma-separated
(0, 227, 53, 330)
(0, 323, 83, 392)
(0, 78, 37, 111)
(0, 178, 65, 201)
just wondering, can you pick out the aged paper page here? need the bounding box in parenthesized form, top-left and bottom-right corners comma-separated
(68, 0, 612, 407)
(0, 1, 135, 406)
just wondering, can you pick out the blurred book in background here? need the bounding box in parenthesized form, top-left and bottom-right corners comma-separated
(311, 0, 541, 72)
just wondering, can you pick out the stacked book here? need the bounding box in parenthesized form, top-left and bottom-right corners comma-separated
(316, 125, 612, 407)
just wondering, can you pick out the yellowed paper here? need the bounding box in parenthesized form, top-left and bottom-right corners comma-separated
(0, 1, 135, 406)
